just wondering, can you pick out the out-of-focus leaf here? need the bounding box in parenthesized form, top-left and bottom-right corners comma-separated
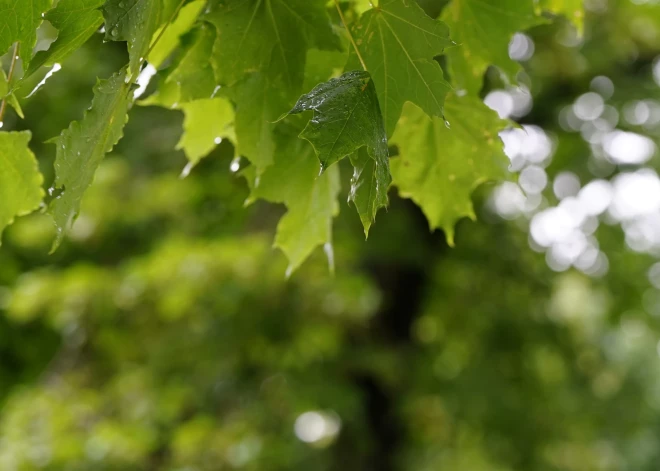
(390, 95, 509, 244)
(536, 0, 584, 34)
(27, 0, 105, 77)
(0, 131, 43, 243)
(346, 0, 453, 136)
(49, 69, 132, 248)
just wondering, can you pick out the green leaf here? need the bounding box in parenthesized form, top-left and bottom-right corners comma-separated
(286, 70, 390, 235)
(390, 94, 510, 245)
(287, 71, 388, 169)
(349, 146, 391, 237)
(0, 69, 23, 118)
(245, 122, 340, 276)
(228, 73, 288, 173)
(536, 0, 584, 34)
(442, 0, 544, 95)
(177, 97, 235, 166)
(206, 0, 339, 93)
(27, 0, 105, 77)
(0, 0, 53, 68)
(49, 69, 132, 248)
(148, 0, 205, 69)
(0, 131, 43, 243)
(103, 0, 163, 77)
(346, 0, 453, 136)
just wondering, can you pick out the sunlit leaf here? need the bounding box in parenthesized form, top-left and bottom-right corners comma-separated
(0, 131, 43, 243)
(390, 95, 509, 244)
(347, 0, 453, 136)
(49, 69, 132, 248)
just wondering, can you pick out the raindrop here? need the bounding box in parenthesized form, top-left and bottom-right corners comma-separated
(118, 1, 125, 7)
(180, 162, 194, 179)
(230, 157, 240, 173)
(214, 137, 222, 145)
(444, 119, 451, 129)
(111, 28, 119, 37)
(0, 122, 3, 129)
(26, 63, 62, 98)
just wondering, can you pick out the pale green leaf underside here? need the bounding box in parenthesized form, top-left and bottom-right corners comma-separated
(148, 0, 205, 69)
(442, 0, 544, 95)
(246, 123, 340, 276)
(28, 0, 105, 77)
(103, 0, 162, 77)
(287, 70, 390, 235)
(391, 95, 509, 245)
(0, 0, 53, 68)
(348, 0, 453, 136)
(0, 131, 43, 243)
(177, 97, 235, 166)
(49, 69, 132, 248)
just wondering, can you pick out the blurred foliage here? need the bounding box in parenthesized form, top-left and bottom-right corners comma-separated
(2, 0, 660, 470)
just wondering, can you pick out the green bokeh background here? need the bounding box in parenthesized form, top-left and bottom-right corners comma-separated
(2, 1, 660, 470)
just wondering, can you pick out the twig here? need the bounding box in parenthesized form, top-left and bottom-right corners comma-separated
(0, 42, 20, 124)
(333, 0, 367, 71)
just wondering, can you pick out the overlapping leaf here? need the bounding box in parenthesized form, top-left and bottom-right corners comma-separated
(442, 0, 544, 95)
(390, 95, 509, 244)
(0, 131, 43, 243)
(0, 0, 53, 68)
(205, 0, 338, 93)
(245, 122, 340, 276)
(205, 0, 339, 173)
(28, 0, 105, 76)
(286, 70, 390, 235)
(49, 69, 132, 248)
(347, 0, 453, 136)
(349, 147, 391, 237)
(103, 0, 163, 77)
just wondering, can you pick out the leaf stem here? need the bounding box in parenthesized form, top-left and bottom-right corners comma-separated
(0, 42, 20, 124)
(333, 0, 367, 71)
(145, 0, 188, 64)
